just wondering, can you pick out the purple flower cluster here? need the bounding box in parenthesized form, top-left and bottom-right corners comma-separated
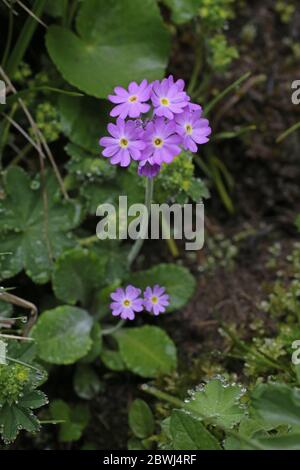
(110, 284, 169, 320)
(99, 76, 211, 177)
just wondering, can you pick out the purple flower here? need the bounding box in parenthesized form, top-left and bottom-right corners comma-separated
(151, 76, 189, 119)
(167, 75, 185, 92)
(143, 285, 170, 316)
(143, 117, 182, 164)
(185, 101, 202, 113)
(138, 158, 161, 178)
(99, 118, 145, 167)
(108, 80, 152, 119)
(175, 111, 211, 153)
(110, 285, 144, 320)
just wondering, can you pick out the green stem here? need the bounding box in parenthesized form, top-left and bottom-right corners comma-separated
(6, 355, 42, 373)
(161, 214, 180, 257)
(0, 103, 18, 169)
(165, 237, 179, 258)
(101, 319, 126, 336)
(204, 72, 251, 116)
(141, 384, 183, 408)
(7, 141, 32, 168)
(187, 23, 203, 97)
(67, 0, 78, 28)
(79, 234, 99, 246)
(276, 121, 300, 143)
(6, 0, 46, 77)
(62, 0, 69, 27)
(2, 7, 14, 67)
(127, 177, 154, 267)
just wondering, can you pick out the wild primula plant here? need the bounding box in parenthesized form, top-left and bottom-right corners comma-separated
(99, 76, 211, 175)
(0, 0, 258, 449)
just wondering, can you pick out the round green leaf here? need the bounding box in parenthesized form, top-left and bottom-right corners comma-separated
(73, 364, 103, 400)
(100, 348, 126, 371)
(52, 248, 107, 306)
(32, 306, 93, 364)
(116, 325, 177, 378)
(129, 399, 155, 438)
(59, 96, 110, 154)
(80, 322, 103, 363)
(128, 264, 196, 311)
(46, 0, 170, 98)
(252, 383, 300, 427)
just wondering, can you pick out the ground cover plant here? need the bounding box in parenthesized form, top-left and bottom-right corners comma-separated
(0, 0, 300, 451)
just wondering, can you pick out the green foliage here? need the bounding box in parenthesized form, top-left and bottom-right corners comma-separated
(0, 167, 81, 284)
(1, 0, 294, 451)
(32, 306, 93, 364)
(100, 348, 126, 371)
(156, 151, 209, 203)
(170, 409, 221, 450)
(73, 364, 103, 400)
(46, 0, 170, 98)
(142, 378, 300, 450)
(295, 214, 300, 232)
(0, 363, 30, 405)
(128, 264, 196, 312)
(52, 248, 107, 306)
(262, 277, 300, 321)
(198, 0, 235, 29)
(59, 95, 110, 154)
(33, 102, 61, 142)
(65, 143, 116, 181)
(208, 34, 239, 72)
(49, 399, 90, 442)
(275, 0, 295, 23)
(199, 233, 238, 273)
(116, 326, 177, 378)
(164, 0, 235, 28)
(184, 378, 246, 428)
(163, 0, 202, 24)
(0, 343, 48, 444)
(129, 399, 155, 439)
(252, 383, 300, 427)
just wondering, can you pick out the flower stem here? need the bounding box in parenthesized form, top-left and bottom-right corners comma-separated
(165, 237, 180, 258)
(127, 177, 154, 267)
(6, 0, 46, 77)
(79, 234, 99, 246)
(101, 319, 126, 336)
(141, 383, 183, 407)
(161, 214, 180, 258)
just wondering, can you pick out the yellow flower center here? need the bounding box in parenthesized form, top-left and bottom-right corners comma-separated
(123, 299, 131, 307)
(119, 138, 129, 148)
(153, 137, 163, 147)
(160, 97, 170, 106)
(128, 95, 138, 102)
(185, 123, 193, 135)
(151, 296, 158, 304)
